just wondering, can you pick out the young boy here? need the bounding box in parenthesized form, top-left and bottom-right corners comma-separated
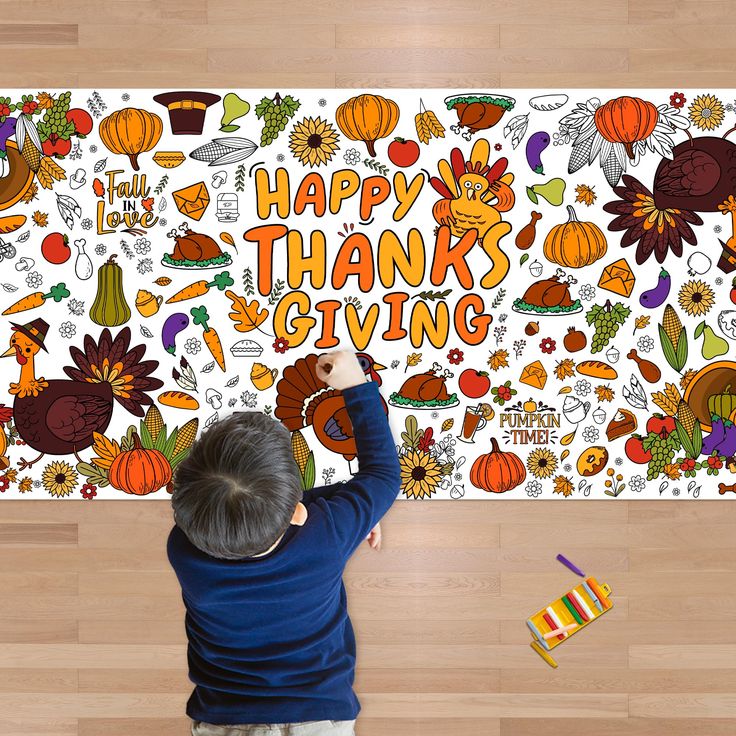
(167, 350, 401, 736)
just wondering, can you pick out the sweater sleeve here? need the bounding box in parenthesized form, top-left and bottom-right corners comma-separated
(318, 379, 401, 557)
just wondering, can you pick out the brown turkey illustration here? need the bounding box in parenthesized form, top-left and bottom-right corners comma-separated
(275, 353, 386, 469)
(0, 319, 163, 470)
(520, 270, 576, 309)
(396, 363, 452, 403)
(603, 130, 736, 264)
(166, 223, 230, 263)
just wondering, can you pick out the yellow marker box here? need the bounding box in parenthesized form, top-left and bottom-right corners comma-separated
(526, 577, 613, 668)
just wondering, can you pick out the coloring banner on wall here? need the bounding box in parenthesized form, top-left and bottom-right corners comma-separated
(1, 88, 735, 500)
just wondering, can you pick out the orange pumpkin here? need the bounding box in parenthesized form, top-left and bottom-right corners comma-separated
(469, 437, 526, 493)
(108, 431, 172, 495)
(99, 108, 163, 171)
(335, 94, 399, 157)
(543, 205, 608, 268)
(594, 96, 658, 160)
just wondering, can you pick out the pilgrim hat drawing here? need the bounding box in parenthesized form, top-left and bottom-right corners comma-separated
(153, 91, 222, 135)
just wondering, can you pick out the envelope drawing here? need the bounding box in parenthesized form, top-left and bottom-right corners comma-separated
(519, 360, 547, 390)
(598, 258, 635, 297)
(173, 181, 210, 221)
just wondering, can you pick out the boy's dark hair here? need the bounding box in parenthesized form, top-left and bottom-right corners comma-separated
(171, 411, 302, 560)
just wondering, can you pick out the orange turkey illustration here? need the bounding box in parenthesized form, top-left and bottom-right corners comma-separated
(275, 353, 387, 470)
(0, 318, 163, 470)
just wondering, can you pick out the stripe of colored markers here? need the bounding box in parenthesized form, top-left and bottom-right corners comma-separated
(566, 591, 589, 622)
(561, 595, 584, 625)
(571, 589, 595, 621)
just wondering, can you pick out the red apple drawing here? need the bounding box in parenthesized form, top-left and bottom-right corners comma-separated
(625, 435, 652, 464)
(387, 137, 420, 168)
(42, 135, 72, 158)
(41, 232, 71, 264)
(458, 369, 491, 399)
(66, 108, 93, 136)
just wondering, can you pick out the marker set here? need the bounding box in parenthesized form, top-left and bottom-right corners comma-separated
(526, 577, 613, 668)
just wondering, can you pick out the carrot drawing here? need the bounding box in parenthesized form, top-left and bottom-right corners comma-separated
(166, 271, 234, 303)
(2, 283, 70, 315)
(190, 305, 225, 371)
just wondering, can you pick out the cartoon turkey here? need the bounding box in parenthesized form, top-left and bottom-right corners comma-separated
(275, 352, 386, 471)
(430, 139, 515, 289)
(0, 318, 163, 469)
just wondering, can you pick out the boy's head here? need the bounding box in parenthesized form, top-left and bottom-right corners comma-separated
(171, 410, 304, 560)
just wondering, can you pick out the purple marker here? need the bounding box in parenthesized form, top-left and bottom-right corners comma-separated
(556, 554, 585, 577)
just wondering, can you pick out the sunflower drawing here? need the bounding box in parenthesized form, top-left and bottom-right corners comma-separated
(678, 279, 715, 317)
(41, 459, 78, 498)
(526, 448, 558, 479)
(289, 116, 340, 167)
(399, 448, 442, 500)
(688, 93, 725, 131)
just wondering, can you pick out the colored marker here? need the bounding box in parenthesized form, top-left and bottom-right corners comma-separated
(561, 595, 584, 625)
(543, 623, 578, 640)
(556, 554, 585, 577)
(582, 580, 604, 613)
(531, 640, 558, 668)
(526, 618, 551, 650)
(586, 577, 612, 610)
(546, 605, 565, 630)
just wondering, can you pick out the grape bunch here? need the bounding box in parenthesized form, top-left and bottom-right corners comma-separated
(586, 300, 631, 353)
(643, 431, 681, 481)
(39, 91, 74, 141)
(255, 93, 300, 147)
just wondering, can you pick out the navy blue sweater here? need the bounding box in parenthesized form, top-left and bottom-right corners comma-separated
(167, 379, 401, 725)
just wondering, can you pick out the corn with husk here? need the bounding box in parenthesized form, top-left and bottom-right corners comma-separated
(143, 404, 165, 443)
(189, 137, 257, 166)
(676, 400, 697, 438)
(658, 303, 688, 373)
(15, 115, 43, 172)
(172, 418, 199, 459)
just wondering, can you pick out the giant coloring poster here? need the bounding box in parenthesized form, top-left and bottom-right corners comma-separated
(1, 88, 736, 500)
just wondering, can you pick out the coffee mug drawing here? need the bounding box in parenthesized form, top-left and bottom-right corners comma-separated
(458, 405, 487, 443)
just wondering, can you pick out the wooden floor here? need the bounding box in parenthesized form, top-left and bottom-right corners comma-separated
(4, 2, 736, 734)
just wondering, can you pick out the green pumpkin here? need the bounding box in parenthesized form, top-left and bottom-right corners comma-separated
(707, 384, 736, 420)
(90, 253, 131, 326)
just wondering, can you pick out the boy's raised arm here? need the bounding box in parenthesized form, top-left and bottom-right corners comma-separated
(314, 351, 401, 556)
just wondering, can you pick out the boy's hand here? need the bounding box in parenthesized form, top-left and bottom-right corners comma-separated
(365, 523, 381, 550)
(316, 350, 367, 391)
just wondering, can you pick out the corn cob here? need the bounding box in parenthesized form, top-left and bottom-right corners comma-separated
(144, 405, 165, 443)
(291, 429, 310, 474)
(677, 400, 697, 438)
(21, 136, 41, 172)
(172, 418, 199, 457)
(661, 304, 683, 352)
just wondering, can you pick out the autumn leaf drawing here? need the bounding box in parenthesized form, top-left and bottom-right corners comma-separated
(225, 290, 270, 334)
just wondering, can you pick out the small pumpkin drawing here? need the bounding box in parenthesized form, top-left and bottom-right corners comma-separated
(99, 107, 163, 171)
(469, 437, 526, 493)
(543, 205, 608, 269)
(335, 93, 399, 157)
(108, 431, 173, 495)
(594, 95, 659, 160)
